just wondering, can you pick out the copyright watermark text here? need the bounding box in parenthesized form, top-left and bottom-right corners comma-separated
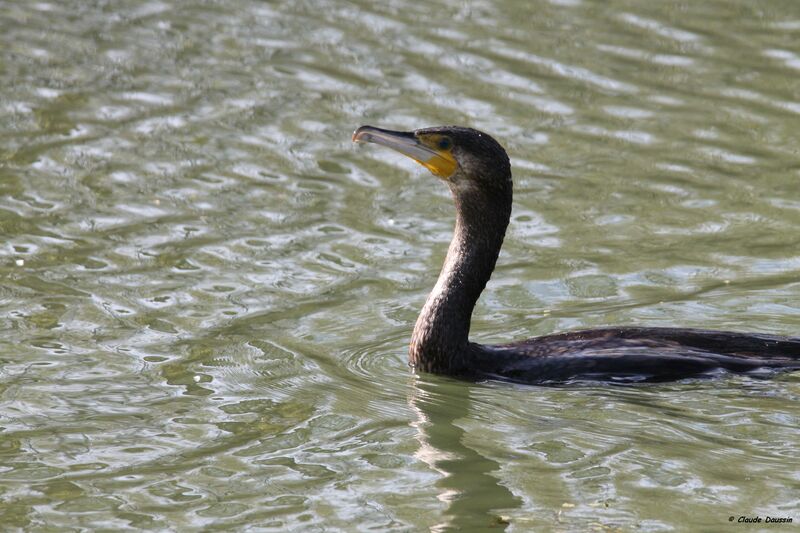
(729, 516, 793, 524)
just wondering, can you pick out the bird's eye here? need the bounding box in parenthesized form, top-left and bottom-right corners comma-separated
(437, 138, 452, 150)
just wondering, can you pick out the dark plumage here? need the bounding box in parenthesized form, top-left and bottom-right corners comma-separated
(353, 125, 800, 384)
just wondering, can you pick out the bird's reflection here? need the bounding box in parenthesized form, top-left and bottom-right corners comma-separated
(409, 375, 523, 531)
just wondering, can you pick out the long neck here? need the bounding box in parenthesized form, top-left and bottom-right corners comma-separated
(410, 183, 512, 373)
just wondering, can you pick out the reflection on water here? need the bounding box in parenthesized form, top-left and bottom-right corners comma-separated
(1, 0, 799, 529)
(410, 377, 522, 531)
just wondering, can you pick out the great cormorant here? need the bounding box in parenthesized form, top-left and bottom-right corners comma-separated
(353, 125, 800, 383)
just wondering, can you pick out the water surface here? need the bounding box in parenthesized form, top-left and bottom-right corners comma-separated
(1, 0, 799, 530)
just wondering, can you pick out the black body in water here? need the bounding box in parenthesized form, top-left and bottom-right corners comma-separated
(353, 125, 800, 383)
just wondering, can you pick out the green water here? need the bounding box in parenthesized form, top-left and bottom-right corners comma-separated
(1, 0, 799, 530)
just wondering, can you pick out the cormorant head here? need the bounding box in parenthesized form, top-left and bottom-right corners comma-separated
(352, 125, 511, 194)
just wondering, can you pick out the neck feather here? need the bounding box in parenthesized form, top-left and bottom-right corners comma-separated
(410, 182, 512, 373)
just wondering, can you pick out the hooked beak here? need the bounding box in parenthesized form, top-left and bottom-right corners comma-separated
(352, 126, 457, 178)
